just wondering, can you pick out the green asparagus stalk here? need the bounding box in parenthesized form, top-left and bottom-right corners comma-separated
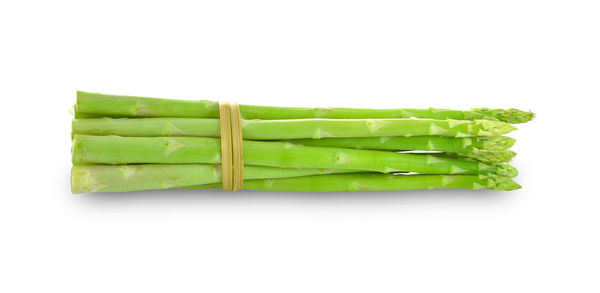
(286, 136, 516, 153)
(75, 91, 534, 123)
(72, 135, 518, 177)
(286, 136, 516, 164)
(71, 164, 359, 193)
(184, 173, 521, 191)
(72, 117, 516, 139)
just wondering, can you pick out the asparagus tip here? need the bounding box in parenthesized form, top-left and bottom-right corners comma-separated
(472, 108, 535, 124)
(481, 136, 516, 151)
(495, 164, 519, 178)
(463, 150, 516, 164)
(493, 179, 522, 191)
(480, 173, 521, 191)
(476, 120, 518, 136)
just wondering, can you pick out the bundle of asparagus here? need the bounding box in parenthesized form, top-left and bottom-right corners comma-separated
(71, 91, 533, 193)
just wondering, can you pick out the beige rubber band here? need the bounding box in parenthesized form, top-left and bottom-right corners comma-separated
(229, 103, 244, 191)
(218, 102, 233, 191)
(218, 102, 244, 191)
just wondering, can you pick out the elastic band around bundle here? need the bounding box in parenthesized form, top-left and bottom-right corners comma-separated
(218, 102, 244, 191)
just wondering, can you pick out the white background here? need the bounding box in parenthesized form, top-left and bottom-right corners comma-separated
(1, 0, 599, 292)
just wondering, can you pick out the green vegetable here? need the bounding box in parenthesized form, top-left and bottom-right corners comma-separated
(287, 136, 517, 163)
(184, 173, 521, 191)
(71, 164, 359, 193)
(75, 91, 534, 123)
(70, 91, 533, 193)
(72, 117, 516, 139)
(286, 136, 516, 153)
(72, 135, 517, 177)
(453, 150, 516, 164)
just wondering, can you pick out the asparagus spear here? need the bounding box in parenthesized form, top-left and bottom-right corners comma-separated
(72, 135, 518, 177)
(72, 117, 516, 139)
(286, 136, 516, 153)
(71, 164, 359, 193)
(75, 91, 534, 123)
(286, 136, 516, 164)
(184, 173, 521, 191)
